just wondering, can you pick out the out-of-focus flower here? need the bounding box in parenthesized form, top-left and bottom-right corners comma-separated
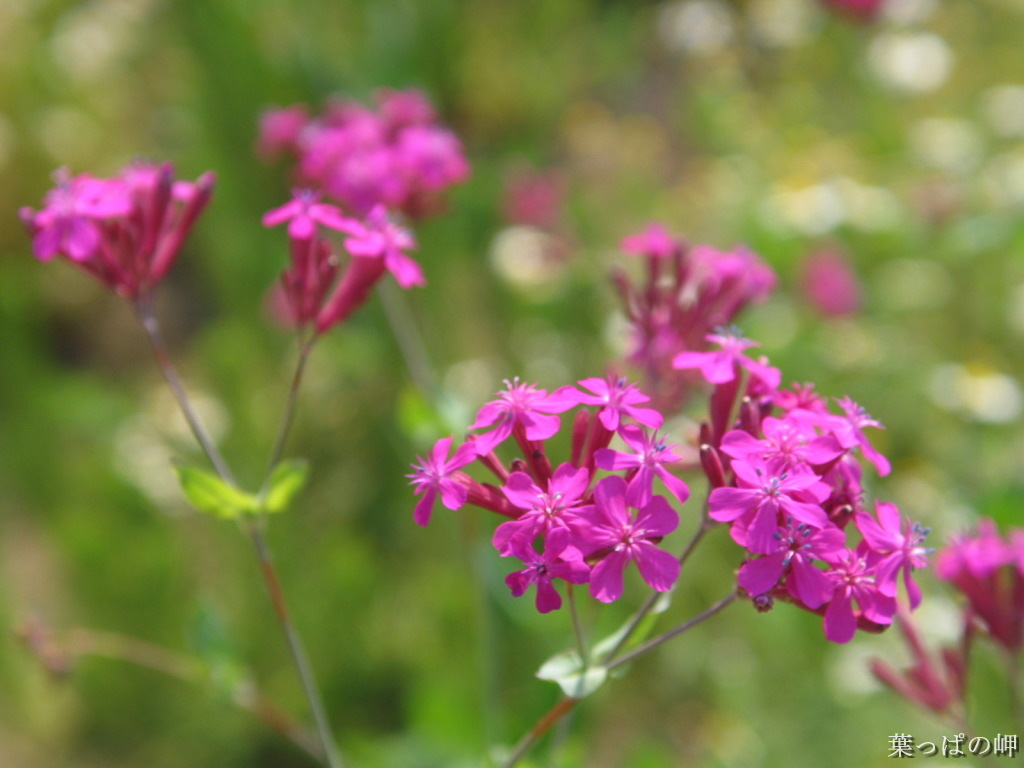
(21, 163, 214, 299)
(257, 89, 469, 220)
(800, 250, 862, 317)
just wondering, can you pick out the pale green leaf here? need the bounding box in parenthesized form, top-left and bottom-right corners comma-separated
(263, 459, 309, 514)
(174, 463, 258, 520)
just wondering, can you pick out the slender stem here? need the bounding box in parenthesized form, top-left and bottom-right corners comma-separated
(263, 337, 315, 484)
(567, 584, 589, 667)
(500, 697, 580, 768)
(601, 513, 712, 663)
(135, 297, 234, 483)
(499, 545, 730, 768)
(134, 300, 343, 768)
(245, 522, 345, 768)
(63, 628, 322, 760)
(606, 592, 737, 671)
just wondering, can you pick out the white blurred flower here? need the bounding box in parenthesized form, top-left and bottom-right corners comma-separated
(868, 31, 953, 93)
(658, 0, 734, 55)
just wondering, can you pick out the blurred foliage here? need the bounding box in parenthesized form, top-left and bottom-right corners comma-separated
(1, 0, 1023, 766)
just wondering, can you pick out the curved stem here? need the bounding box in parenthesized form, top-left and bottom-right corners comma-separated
(245, 522, 344, 768)
(134, 300, 343, 768)
(65, 627, 322, 760)
(602, 511, 713, 663)
(263, 336, 315, 485)
(135, 297, 234, 483)
(500, 697, 580, 768)
(499, 591, 735, 768)
(606, 592, 737, 671)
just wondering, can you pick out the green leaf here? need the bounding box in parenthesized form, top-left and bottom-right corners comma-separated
(536, 649, 608, 698)
(174, 463, 258, 520)
(263, 459, 309, 514)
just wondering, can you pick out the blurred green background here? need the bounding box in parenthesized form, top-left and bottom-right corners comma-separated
(1, 0, 1022, 765)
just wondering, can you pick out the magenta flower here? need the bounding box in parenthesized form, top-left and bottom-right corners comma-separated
(22, 170, 132, 262)
(830, 397, 890, 477)
(469, 378, 577, 454)
(720, 416, 844, 470)
(560, 376, 663, 432)
(620, 223, 680, 259)
(855, 501, 930, 609)
(800, 250, 861, 317)
(672, 329, 781, 390)
(337, 204, 424, 288)
(257, 104, 310, 159)
(504, 527, 591, 613)
(823, 546, 896, 644)
(576, 476, 680, 603)
(738, 517, 845, 608)
(493, 463, 590, 554)
(936, 520, 1023, 653)
(22, 163, 213, 298)
(376, 88, 438, 128)
(407, 436, 478, 526)
(594, 425, 690, 508)
(262, 189, 353, 240)
(709, 457, 830, 554)
(395, 125, 470, 192)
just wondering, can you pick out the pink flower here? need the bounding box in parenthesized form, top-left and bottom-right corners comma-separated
(830, 397, 890, 477)
(620, 223, 680, 259)
(376, 88, 437, 128)
(936, 520, 1023, 653)
(855, 501, 930, 609)
(560, 376, 663, 432)
(493, 463, 590, 554)
(22, 163, 213, 298)
(469, 378, 577, 454)
(262, 189, 353, 240)
(738, 517, 845, 608)
(257, 104, 310, 159)
(720, 415, 845, 470)
(823, 546, 896, 644)
(800, 250, 861, 317)
(576, 476, 680, 603)
(504, 527, 590, 613)
(672, 329, 781, 390)
(709, 457, 830, 554)
(22, 169, 132, 262)
(338, 205, 424, 288)
(407, 436, 478, 526)
(594, 425, 690, 508)
(395, 125, 470, 192)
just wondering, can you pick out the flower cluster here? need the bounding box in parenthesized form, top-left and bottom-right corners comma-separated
(408, 376, 689, 612)
(611, 223, 776, 412)
(936, 519, 1024, 654)
(263, 193, 420, 333)
(869, 519, 1022, 718)
(258, 88, 469, 220)
(690, 331, 928, 643)
(19, 163, 214, 299)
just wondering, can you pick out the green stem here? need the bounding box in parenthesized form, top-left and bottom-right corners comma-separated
(499, 591, 735, 768)
(601, 508, 713, 664)
(64, 627, 322, 760)
(606, 592, 737, 671)
(135, 299, 343, 768)
(262, 336, 315, 489)
(135, 298, 234, 483)
(244, 521, 345, 768)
